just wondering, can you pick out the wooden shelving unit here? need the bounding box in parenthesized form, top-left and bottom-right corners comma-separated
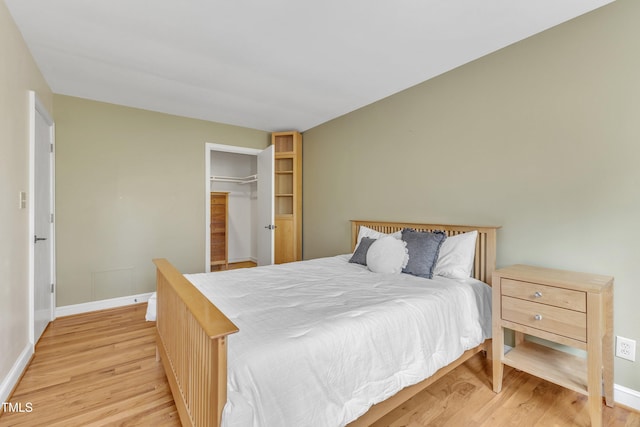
(272, 131, 302, 264)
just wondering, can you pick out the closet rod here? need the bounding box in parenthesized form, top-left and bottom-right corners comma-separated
(210, 174, 257, 184)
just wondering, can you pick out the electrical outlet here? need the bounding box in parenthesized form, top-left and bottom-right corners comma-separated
(616, 336, 636, 362)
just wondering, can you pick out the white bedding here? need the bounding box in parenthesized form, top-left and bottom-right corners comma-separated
(171, 255, 492, 427)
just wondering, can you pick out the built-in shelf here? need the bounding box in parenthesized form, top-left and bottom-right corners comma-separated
(271, 131, 302, 263)
(273, 135, 294, 153)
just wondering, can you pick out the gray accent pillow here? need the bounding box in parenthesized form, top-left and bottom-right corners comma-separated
(401, 228, 447, 279)
(348, 237, 376, 265)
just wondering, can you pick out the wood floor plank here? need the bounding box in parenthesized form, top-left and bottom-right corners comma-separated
(1, 303, 638, 427)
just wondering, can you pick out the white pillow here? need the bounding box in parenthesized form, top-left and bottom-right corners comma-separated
(366, 235, 409, 274)
(433, 230, 478, 279)
(355, 225, 402, 250)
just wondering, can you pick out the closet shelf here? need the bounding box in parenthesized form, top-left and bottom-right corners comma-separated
(211, 174, 257, 184)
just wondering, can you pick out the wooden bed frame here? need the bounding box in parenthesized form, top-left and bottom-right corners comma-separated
(153, 220, 499, 427)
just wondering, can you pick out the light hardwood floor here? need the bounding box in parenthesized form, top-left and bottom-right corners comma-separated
(1, 304, 178, 427)
(1, 304, 638, 427)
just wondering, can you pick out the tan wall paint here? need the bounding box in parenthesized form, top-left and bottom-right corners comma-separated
(0, 0, 53, 393)
(303, 0, 640, 391)
(54, 95, 269, 306)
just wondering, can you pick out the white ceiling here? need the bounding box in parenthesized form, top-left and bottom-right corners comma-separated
(5, 0, 614, 132)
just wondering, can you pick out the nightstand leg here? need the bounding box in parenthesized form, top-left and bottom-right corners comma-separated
(492, 277, 504, 393)
(587, 293, 603, 427)
(492, 327, 504, 393)
(587, 353, 603, 427)
(603, 286, 614, 407)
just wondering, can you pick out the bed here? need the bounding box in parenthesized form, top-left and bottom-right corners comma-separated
(153, 220, 499, 426)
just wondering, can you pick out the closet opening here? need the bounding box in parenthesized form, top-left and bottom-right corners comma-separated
(204, 143, 274, 272)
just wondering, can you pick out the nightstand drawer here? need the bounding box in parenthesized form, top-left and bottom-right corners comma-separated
(501, 278, 586, 312)
(502, 296, 586, 341)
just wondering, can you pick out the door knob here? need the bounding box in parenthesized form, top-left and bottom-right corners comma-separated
(34, 235, 47, 243)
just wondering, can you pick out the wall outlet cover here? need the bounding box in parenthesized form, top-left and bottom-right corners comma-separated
(616, 336, 636, 362)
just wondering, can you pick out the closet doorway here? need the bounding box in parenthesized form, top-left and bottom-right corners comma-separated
(205, 143, 274, 272)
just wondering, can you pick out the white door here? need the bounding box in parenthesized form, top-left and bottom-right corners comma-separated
(31, 93, 55, 344)
(256, 145, 274, 266)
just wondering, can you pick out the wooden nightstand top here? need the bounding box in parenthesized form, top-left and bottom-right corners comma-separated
(494, 264, 613, 293)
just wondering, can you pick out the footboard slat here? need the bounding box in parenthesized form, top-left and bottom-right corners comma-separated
(153, 259, 238, 427)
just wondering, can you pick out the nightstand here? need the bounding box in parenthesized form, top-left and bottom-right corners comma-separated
(492, 264, 614, 427)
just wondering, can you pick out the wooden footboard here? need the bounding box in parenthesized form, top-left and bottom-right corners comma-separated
(153, 259, 238, 427)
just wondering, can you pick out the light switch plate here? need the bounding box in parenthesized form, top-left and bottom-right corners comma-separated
(19, 191, 26, 209)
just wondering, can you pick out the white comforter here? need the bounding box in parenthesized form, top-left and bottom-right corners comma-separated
(182, 255, 491, 427)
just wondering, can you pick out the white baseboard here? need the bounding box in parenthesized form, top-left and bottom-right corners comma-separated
(615, 383, 640, 411)
(0, 344, 33, 404)
(55, 292, 153, 318)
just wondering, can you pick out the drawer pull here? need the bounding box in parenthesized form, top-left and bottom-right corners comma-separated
(533, 291, 542, 298)
(534, 314, 543, 321)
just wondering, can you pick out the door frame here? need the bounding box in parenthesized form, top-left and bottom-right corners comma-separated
(28, 91, 56, 346)
(204, 143, 264, 272)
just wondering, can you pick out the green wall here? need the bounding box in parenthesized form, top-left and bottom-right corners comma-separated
(54, 95, 270, 306)
(0, 0, 53, 400)
(303, 0, 640, 391)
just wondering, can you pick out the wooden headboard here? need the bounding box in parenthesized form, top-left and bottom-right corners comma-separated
(351, 220, 500, 285)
